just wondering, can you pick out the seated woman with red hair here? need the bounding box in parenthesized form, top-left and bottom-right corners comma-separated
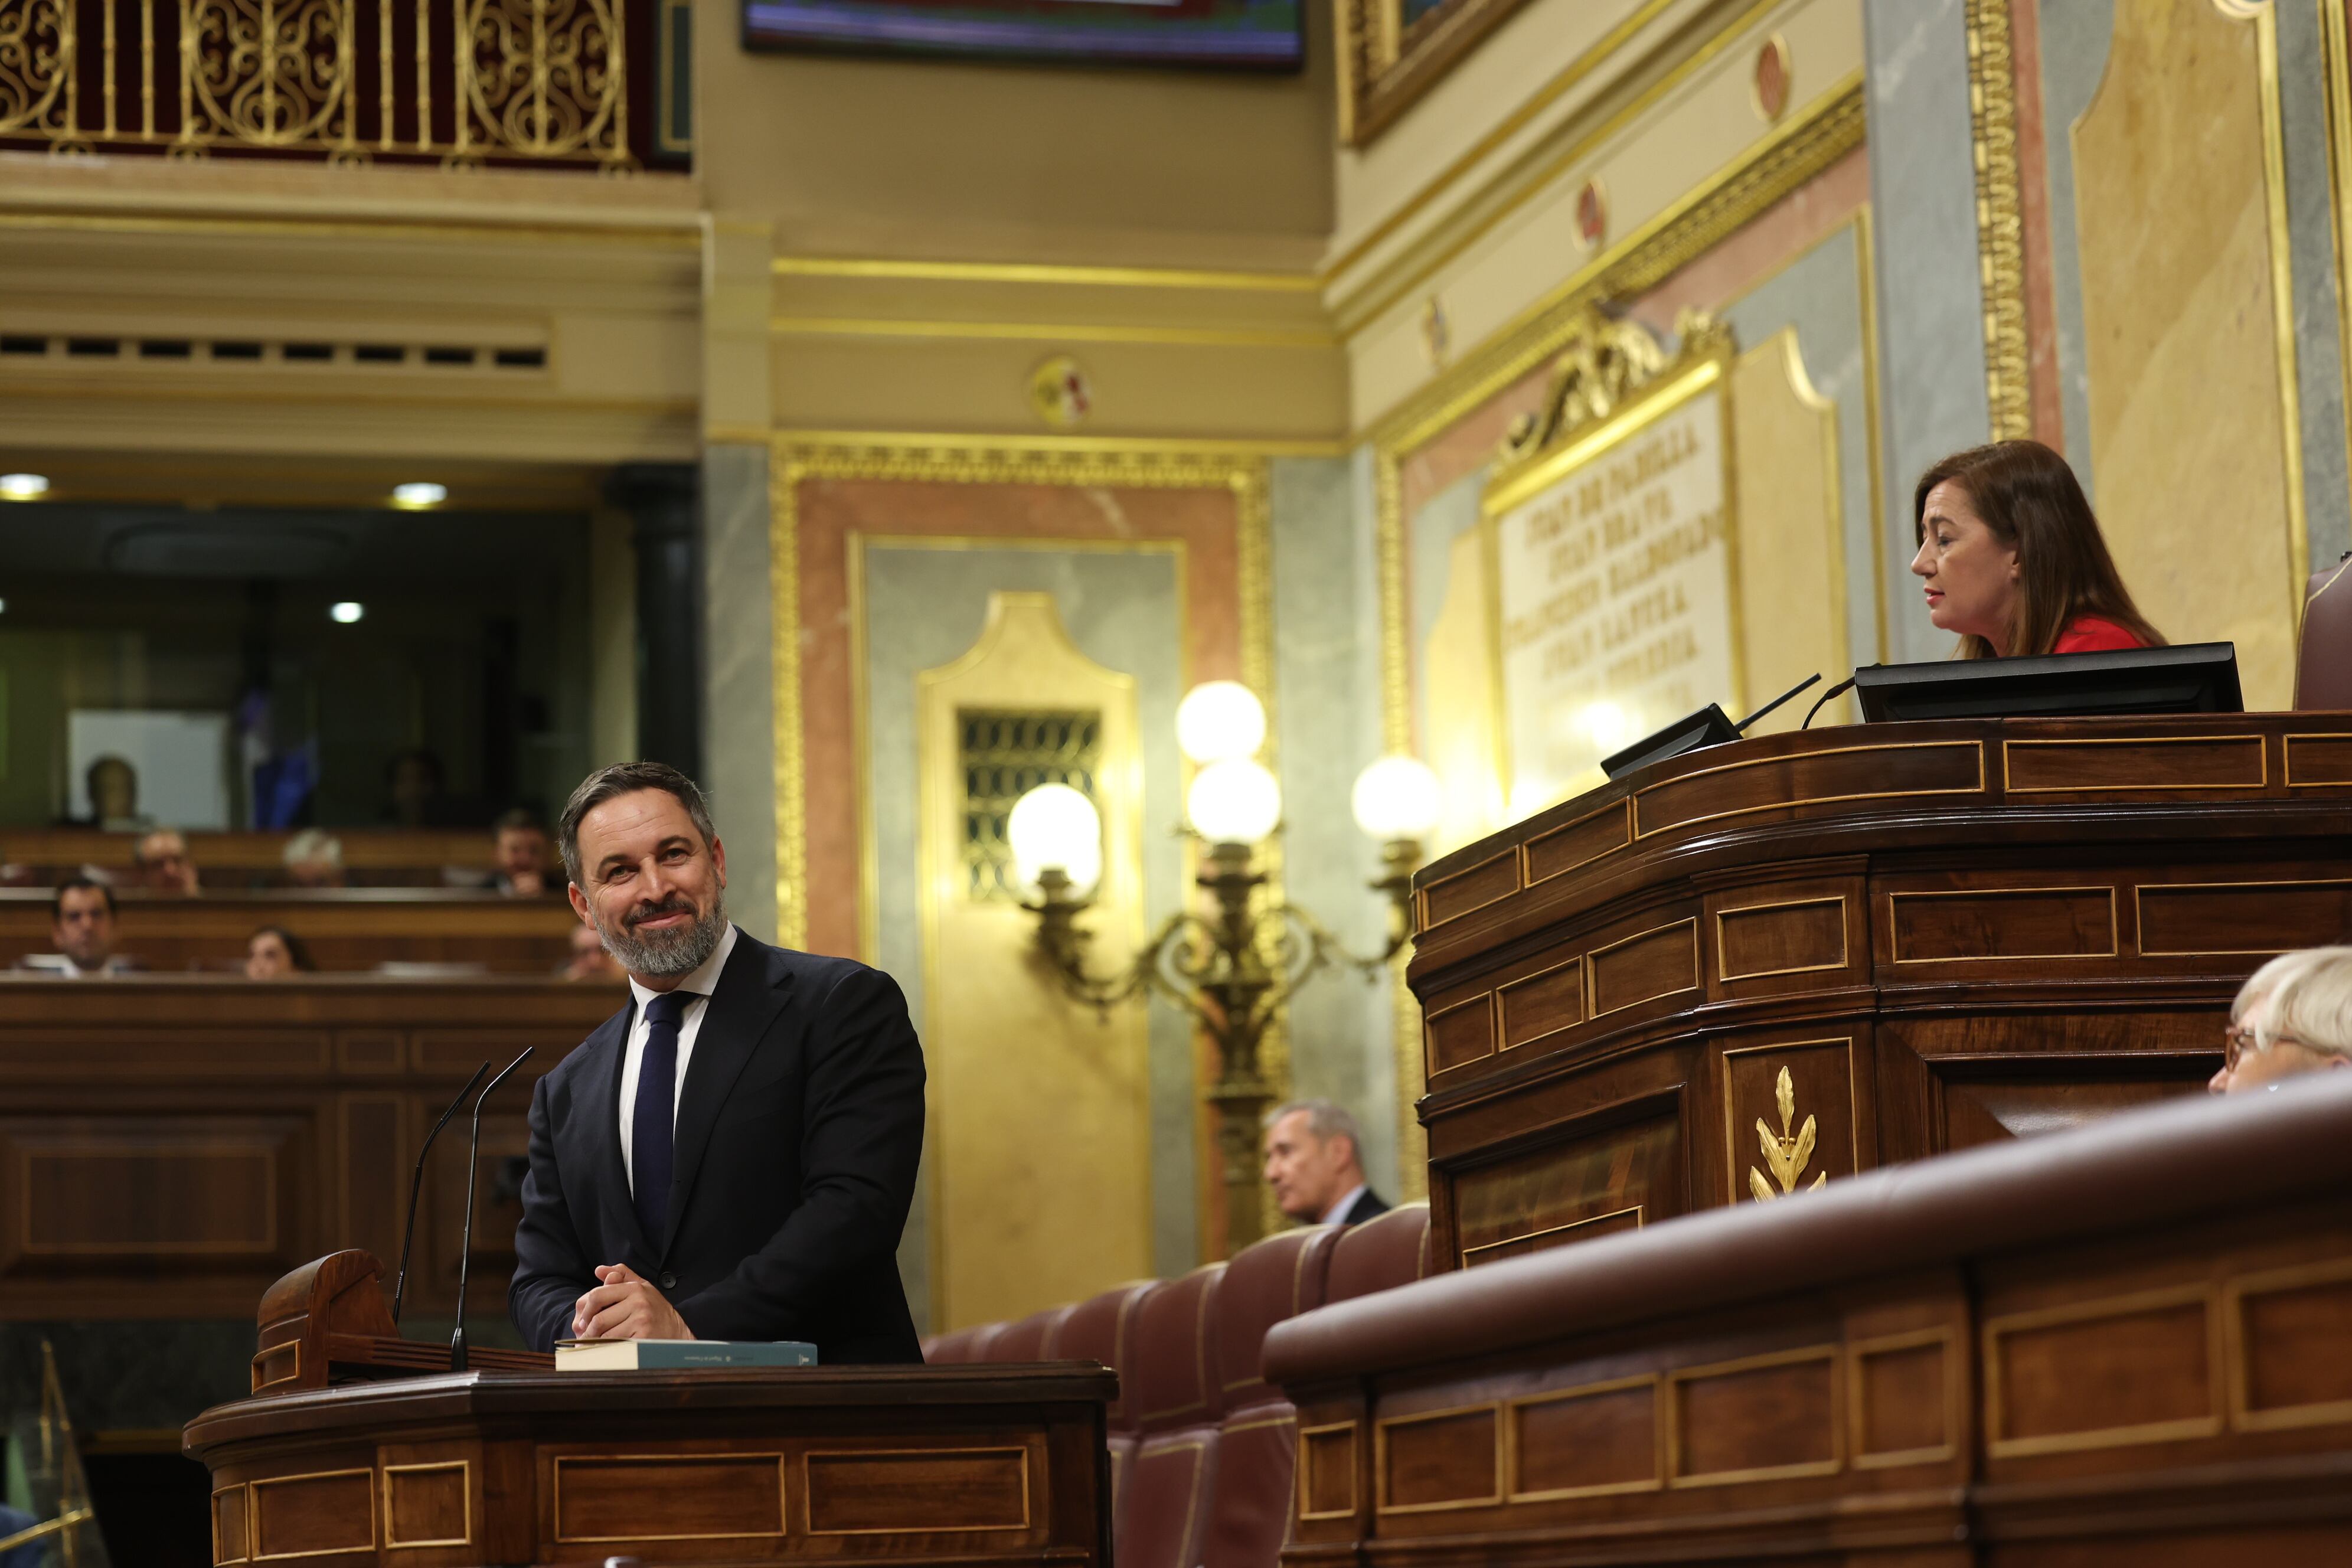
(1910, 439, 2163, 656)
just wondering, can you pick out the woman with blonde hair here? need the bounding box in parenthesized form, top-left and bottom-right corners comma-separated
(1910, 439, 2164, 658)
(2211, 946, 2352, 1095)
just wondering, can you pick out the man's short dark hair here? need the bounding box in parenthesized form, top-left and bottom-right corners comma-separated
(52, 876, 117, 922)
(494, 808, 547, 838)
(557, 763, 717, 888)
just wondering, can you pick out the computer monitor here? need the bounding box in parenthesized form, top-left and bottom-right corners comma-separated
(1853, 642, 2242, 723)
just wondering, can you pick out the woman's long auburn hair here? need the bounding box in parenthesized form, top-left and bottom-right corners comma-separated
(1913, 439, 2164, 659)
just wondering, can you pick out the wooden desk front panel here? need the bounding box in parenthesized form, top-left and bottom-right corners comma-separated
(1410, 717, 2352, 1275)
(1285, 1203, 2352, 1566)
(0, 890, 580, 974)
(0, 978, 622, 1320)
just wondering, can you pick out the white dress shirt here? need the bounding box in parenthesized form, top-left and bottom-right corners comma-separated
(617, 922, 740, 1197)
(1319, 1183, 1370, 1227)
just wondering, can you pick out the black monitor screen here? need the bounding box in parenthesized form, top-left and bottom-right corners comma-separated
(1854, 643, 2242, 723)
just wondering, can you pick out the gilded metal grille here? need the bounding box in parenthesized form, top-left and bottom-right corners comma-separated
(961, 708, 1100, 903)
(0, 0, 664, 166)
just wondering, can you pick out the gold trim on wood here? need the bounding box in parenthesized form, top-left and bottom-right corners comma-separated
(1719, 1036, 1856, 1206)
(1372, 1400, 1505, 1514)
(1664, 1344, 1843, 1488)
(1505, 1372, 1663, 1501)
(1981, 1283, 2224, 1459)
(1713, 894, 1850, 982)
(1585, 916, 1701, 1018)
(1296, 1420, 1361, 1521)
(246, 1467, 378, 1561)
(1423, 994, 1497, 1080)
(380, 1460, 471, 1550)
(1417, 848, 1523, 930)
(2282, 732, 2352, 787)
(2000, 734, 2269, 793)
(548, 1453, 789, 1544)
(2132, 877, 2352, 957)
(1494, 956, 1586, 1050)
(1460, 1204, 1641, 1267)
(2223, 1256, 2352, 1433)
(800, 1445, 1034, 1535)
(1631, 741, 1988, 839)
(1848, 1326, 1961, 1470)
(1522, 797, 1634, 887)
(212, 1484, 249, 1565)
(1885, 885, 2120, 965)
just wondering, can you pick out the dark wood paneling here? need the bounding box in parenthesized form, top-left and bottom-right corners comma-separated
(1853, 1335, 1949, 1462)
(1298, 1423, 1357, 1519)
(1587, 919, 1697, 1017)
(1511, 1380, 1656, 1498)
(1988, 1293, 2216, 1454)
(1670, 1350, 1838, 1482)
(553, 1454, 787, 1543)
(1716, 896, 1847, 981)
(1889, 886, 2117, 963)
(1379, 1406, 1497, 1511)
(2003, 734, 2266, 793)
(1451, 1109, 1677, 1269)
(1634, 739, 1984, 837)
(1524, 801, 1630, 886)
(1721, 1037, 1856, 1204)
(805, 1447, 1032, 1533)
(1497, 961, 1582, 1048)
(249, 1468, 376, 1559)
(383, 1461, 469, 1548)
(1425, 997, 1496, 1076)
(1421, 851, 1520, 930)
(2137, 879, 2352, 955)
(2285, 732, 2352, 786)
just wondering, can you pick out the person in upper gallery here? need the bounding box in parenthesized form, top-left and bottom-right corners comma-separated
(1262, 1099, 1391, 1227)
(1910, 439, 2164, 657)
(136, 828, 201, 895)
(490, 808, 556, 897)
(21, 877, 138, 976)
(2210, 946, 2352, 1095)
(244, 925, 316, 979)
(508, 761, 926, 1361)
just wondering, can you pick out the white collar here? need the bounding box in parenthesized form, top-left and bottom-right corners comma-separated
(1319, 1183, 1369, 1227)
(626, 922, 740, 1014)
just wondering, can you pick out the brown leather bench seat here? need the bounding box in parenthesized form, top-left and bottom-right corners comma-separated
(922, 1204, 1429, 1568)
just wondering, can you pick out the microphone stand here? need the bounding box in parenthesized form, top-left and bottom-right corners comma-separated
(449, 1048, 534, 1374)
(391, 1061, 489, 1326)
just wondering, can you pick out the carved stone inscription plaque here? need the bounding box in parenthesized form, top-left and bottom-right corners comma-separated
(1488, 334, 1739, 815)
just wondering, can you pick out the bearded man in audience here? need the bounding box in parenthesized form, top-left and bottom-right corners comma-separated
(2211, 946, 2352, 1094)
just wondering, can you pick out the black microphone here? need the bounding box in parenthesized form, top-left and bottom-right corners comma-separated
(449, 1048, 533, 1374)
(393, 1061, 490, 1326)
(1801, 675, 1859, 730)
(1732, 672, 1821, 733)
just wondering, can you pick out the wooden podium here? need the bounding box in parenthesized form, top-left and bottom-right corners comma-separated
(1403, 711, 2352, 1273)
(187, 1255, 1113, 1567)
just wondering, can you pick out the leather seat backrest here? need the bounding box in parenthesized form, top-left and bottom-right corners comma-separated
(985, 1303, 1074, 1361)
(1212, 1227, 1341, 1412)
(1200, 1229, 1342, 1568)
(922, 1322, 1004, 1364)
(2297, 557, 2352, 709)
(1054, 1280, 1157, 1551)
(1324, 1201, 1429, 1302)
(1122, 1265, 1226, 1568)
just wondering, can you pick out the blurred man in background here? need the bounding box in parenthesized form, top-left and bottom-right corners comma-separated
(1262, 1099, 1390, 1226)
(283, 829, 346, 888)
(493, 809, 554, 897)
(23, 878, 137, 976)
(136, 828, 201, 895)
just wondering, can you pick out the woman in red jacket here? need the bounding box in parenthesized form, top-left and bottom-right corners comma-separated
(1910, 439, 2163, 657)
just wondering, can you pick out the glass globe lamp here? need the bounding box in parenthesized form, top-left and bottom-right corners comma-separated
(1007, 783, 1103, 897)
(1175, 681, 1267, 765)
(1350, 755, 1442, 844)
(1185, 758, 1282, 847)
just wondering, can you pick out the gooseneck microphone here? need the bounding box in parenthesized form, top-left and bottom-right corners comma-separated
(392, 1061, 491, 1326)
(1801, 675, 1860, 730)
(449, 1047, 534, 1374)
(1733, 671, 1821, 733)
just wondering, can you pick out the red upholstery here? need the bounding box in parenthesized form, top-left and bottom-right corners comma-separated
(2298, 557, 2352, 709)
(1200, 1227, 1342, 1568)
(920, 1322, 1002, 1363)
(986, 1302, 1074, 1361)
(1054, 1280, 1157, 1547)
(1324, 1201, 1429, 1302)
(1122, 1265, 1225, 1568)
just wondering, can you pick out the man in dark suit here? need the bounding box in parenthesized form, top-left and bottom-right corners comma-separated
(509, 762, 925, 1363)
(1262, 1099, 1391, 1227)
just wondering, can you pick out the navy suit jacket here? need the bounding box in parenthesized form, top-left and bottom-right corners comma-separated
(508, 930, 926, 1363)
(1341, 1188, 1390, 1226)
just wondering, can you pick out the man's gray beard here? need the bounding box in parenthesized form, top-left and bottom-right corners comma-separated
(599, 893, 729, 977)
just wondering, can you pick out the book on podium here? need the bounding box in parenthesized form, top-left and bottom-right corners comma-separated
(554, 1337, 819, 1370)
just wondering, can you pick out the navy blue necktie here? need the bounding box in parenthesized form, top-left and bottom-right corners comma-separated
(632, 991, 693, 1252)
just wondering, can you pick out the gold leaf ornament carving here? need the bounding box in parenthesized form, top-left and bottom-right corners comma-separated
(1748, 1066, 1826, 1201)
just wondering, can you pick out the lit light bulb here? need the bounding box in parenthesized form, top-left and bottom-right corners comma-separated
(1187, 758, 1282, 846)
(0, 473, 51, 501)
(1351, 755, 1442, 843)
(1175, 681, 1266, 764)
(391, 481, 447, 509)
(1007, 783, 1103, 896)
(330, 601, 365, 624)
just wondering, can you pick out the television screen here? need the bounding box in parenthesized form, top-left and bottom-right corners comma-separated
(741, 0, 1304, 70)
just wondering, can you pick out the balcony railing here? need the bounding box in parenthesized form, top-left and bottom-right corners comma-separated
(0, 0, 680, 168)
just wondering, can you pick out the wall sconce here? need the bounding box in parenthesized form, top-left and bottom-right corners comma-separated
(1007, 680, 1442, 1252)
